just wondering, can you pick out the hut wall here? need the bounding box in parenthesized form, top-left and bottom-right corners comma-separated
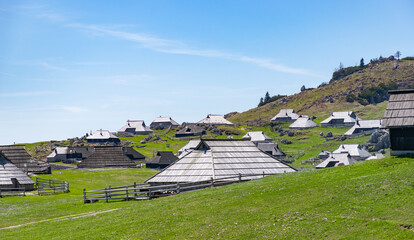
(390, 127, 414, 155)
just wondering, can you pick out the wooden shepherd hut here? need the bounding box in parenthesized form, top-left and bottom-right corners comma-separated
(86, 130, 120, 144)
(150, 116, 180, 130)
(289, 115, 318, 129)
(77, 146, 137, 168)
(270, 109, 300, 123)
(146, 151, 179, 170)
(118, 120, 153, 135)
(197, 114, 234, 125)
(242, 131, 272, 145)
(344, 119, 382, 137)
(315, 153, 356, 169)
(175, 123, 206, 137)
(382, 89, 414, 156)
(145, 139, 296, 185)
(320, 111, 360, 127)
(0, 145, 50, 174)
(0, 153, 35, 191)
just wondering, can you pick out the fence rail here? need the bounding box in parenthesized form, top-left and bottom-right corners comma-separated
(36, 178, 69, 195)
(0, 187, 26, 197)
(83, 172, 274, 203)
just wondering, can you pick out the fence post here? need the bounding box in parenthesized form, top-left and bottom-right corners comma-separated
(105, 188, 108, 203)
(134, 182, 137, 197)
(238, 173, 242, 183)
(177, 183, 180, 194)
(0, 189, 2, 198)
(126, 186, 129, 201)
(83, 189, 86, 203)
(263, 171, 265, 178)
(148, 187, 152, 200)
(210, 177, 214, 188)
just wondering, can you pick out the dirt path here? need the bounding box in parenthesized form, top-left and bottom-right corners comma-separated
(0, 208, 119, 230)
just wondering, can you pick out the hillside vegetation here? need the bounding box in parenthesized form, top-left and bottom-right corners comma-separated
(1, 157, 414, 239)
(228, 59, 414, 124)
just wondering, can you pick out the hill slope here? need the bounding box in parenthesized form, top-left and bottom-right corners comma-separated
(1, 157, 414, 239)
(228, 59, 414, 124)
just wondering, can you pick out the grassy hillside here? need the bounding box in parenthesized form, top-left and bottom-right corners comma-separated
(228, 59, 414, 124)
(1, 157, 414, 239)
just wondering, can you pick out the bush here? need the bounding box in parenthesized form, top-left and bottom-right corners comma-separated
(357, 82, 398, 105)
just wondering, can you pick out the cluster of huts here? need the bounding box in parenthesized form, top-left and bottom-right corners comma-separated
(1, 90, 413, 190)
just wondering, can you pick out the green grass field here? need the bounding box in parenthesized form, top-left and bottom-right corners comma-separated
(1, 157, 414, 239)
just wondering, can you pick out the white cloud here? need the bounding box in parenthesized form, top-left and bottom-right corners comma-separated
(0, 91, 58, 97)
(38, 61, 67, 71)
(69, 23, 321, 77)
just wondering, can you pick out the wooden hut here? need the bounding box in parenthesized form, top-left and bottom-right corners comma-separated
(382, 89, 414, 156)
(256, 142, 286, 159)
(344, 119, 382, 137)
(77, 146, 137, 168)
(0, 153, 35, 191)
(175, 123, 206, 137)
(242, 131, 272, 145)
(118, 120, 153, 135)
(145, 139, 296, 185)
(86, 130, 120, 144)
(270, 109, 299, 123)
(320, 111, 360, 127)
(146, 151, 179, 170)
(150, 116, 180, 130)
(289, 116, 318, 129)
(315, 153, 356, 169)
(0, 145, 50, 174)
(332, 144, 371, 161)
(197, 114, 234, 125)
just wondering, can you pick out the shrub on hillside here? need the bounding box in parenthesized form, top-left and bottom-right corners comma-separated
(357, 82, 398, 105)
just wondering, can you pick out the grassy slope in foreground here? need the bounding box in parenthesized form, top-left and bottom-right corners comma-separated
(2, 157, 414, 239)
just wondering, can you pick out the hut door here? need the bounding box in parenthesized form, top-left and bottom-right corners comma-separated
(11, 178, 19, 188)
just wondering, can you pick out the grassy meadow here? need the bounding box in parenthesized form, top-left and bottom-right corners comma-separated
(1, 157, 414, 239)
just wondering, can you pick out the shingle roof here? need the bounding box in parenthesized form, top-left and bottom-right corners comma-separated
(242, 131, 272, 142)
(0, 145, 50, 174)
(256, 142, 286, 157)
(344, 120, 382, 136)
(146, 151, 179, 165)
(315, 153, 357, 168)
(271, 109, 300, 121)
(178, 140, 201, 158)
(320, 111, 359, 124)
(87, 130, 119, 140)
(146, 139, 295, 184)
(332, 144, 371, 159)
(382, 89, 414, 128)
(151, 117, 180, 126)
(77, 146, 137, 168)
(118, 120, 153, 134)
(197, 114, 234, 125)
(175, 124, 205, 136)
(289, 116, 318, 129)
(0, 154, 35, 188)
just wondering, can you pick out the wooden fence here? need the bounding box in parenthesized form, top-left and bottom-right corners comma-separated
(0, 187, 26, 197)
(36, 178, 69, 195)
(83, 173, 273, 203)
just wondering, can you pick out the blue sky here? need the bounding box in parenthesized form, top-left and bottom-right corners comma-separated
(1, 0, 413, 144)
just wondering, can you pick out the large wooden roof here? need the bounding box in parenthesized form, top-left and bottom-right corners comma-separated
(0, 154, 34, 188)
(0, 145, 49, 174)
(77, 146, 137, 168)
(146, 139, 296, 184)
(382, 89, 414, 128)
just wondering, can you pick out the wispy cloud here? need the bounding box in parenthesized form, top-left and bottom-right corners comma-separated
(60, 106, 87, 113)
(38, 61, 67, 71)
(0, 91, 58, 97)
(15, 4, 66, 22)
(69, 24, 321, 77)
